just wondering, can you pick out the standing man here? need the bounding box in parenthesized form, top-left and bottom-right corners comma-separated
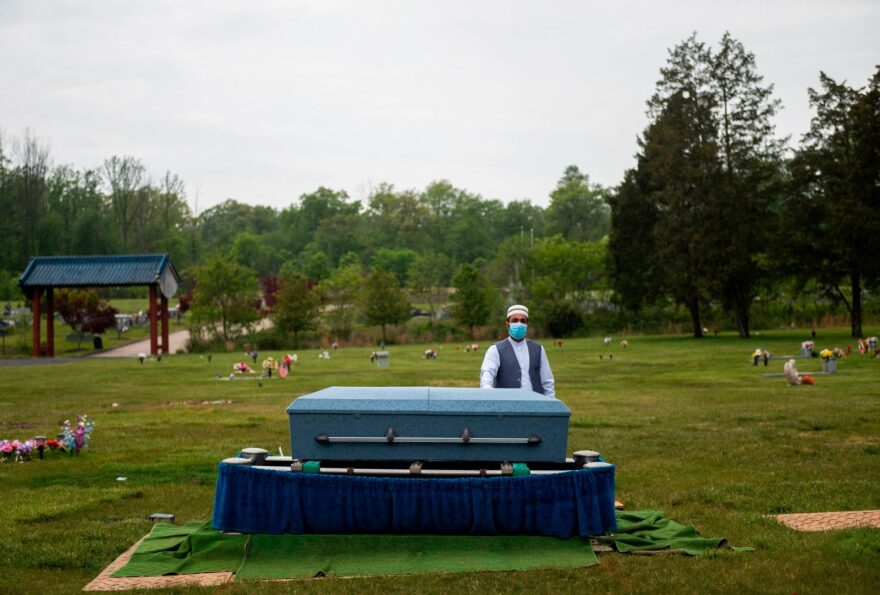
(480, 304, 555, 398)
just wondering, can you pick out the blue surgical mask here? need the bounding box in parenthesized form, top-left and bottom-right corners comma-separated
(508, 322, 527, 340)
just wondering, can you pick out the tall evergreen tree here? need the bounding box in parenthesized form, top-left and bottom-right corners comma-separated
(706, 33, 785, 338)
(787, 67, 880, 337)
(607, 169, 662, 314)
(640, 86, 720, 337)
(624, 32, 784, 338)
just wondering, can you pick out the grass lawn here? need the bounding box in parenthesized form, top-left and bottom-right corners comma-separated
(1, 329, 878, 593)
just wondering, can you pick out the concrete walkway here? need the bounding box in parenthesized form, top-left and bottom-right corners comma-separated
(0, 357, 81, 367)
(92, 319, 273, 358)
(92, 329, 191, 358)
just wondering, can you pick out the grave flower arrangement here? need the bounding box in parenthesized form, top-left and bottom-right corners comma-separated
(751, 348, 770, 366)
(233, 362, 254, 374)
(0, 439, 34, 462)
(801, 341, 814, 352)
(819, 348, 834, 361)
(0, 415, 94, 462)
(61, 414, 95, 453)
(262, 356, 278, 378)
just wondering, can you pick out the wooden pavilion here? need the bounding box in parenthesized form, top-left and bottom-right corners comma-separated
(18, 254, 180, 358)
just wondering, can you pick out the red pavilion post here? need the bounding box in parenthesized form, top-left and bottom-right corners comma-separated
(149, 285, 158, 356)
(46, 287, 54, 357)
(32, 288, 41, 358)
(161, 294, 169, 355)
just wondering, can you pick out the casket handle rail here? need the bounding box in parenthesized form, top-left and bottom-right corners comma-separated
(314, 428, 541, 446)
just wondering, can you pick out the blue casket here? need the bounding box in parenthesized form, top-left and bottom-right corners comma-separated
(287, 386, 571, 463)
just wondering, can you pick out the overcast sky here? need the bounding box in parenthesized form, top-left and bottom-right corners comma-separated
(1, 1, 877, 212)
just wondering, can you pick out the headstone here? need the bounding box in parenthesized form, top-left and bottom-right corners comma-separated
(374, 351, 390, 367)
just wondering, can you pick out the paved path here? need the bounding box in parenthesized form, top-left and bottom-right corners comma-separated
(0, 357, 81, 367)
(92, 330, 191, 358)
(92, 319, 272, 358)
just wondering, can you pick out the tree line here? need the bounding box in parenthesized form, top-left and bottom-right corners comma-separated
(1, 32, 878, 343)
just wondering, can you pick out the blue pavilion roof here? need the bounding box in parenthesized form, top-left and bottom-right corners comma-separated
(18, 254, 180, 297)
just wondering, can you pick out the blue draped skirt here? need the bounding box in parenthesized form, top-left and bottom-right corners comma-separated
(213, 463, 616, 538)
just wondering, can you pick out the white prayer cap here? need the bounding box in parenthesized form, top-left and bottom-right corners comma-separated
(506, 304, 529, 321)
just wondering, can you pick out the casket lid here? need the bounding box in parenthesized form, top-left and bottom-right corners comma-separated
(287, 386, 570, 417)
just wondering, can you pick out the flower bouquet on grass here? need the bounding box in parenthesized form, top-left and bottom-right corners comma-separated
(61, 414, 95, 454)
(819, 349, 838, 373)
(262, 357, 277, 377)
(0, 439, 34, 463)
(233, 362, 254, 374)
(0, 415, 94, 462)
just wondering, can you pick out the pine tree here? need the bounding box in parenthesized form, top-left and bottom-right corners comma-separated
(640, 85, 720, 337)
(787, 67, 880, 337)
(623, 32, 784, 338)
(706, 33, 785, 338)
(607, 169, 661, 314)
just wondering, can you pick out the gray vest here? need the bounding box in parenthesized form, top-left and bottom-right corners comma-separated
(495, 339, 545, 395)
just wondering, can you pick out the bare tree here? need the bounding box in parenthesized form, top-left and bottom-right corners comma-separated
(159, 170, 189, 230)
(13, 128, 51, 261)
(103, 155, 147, 251)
